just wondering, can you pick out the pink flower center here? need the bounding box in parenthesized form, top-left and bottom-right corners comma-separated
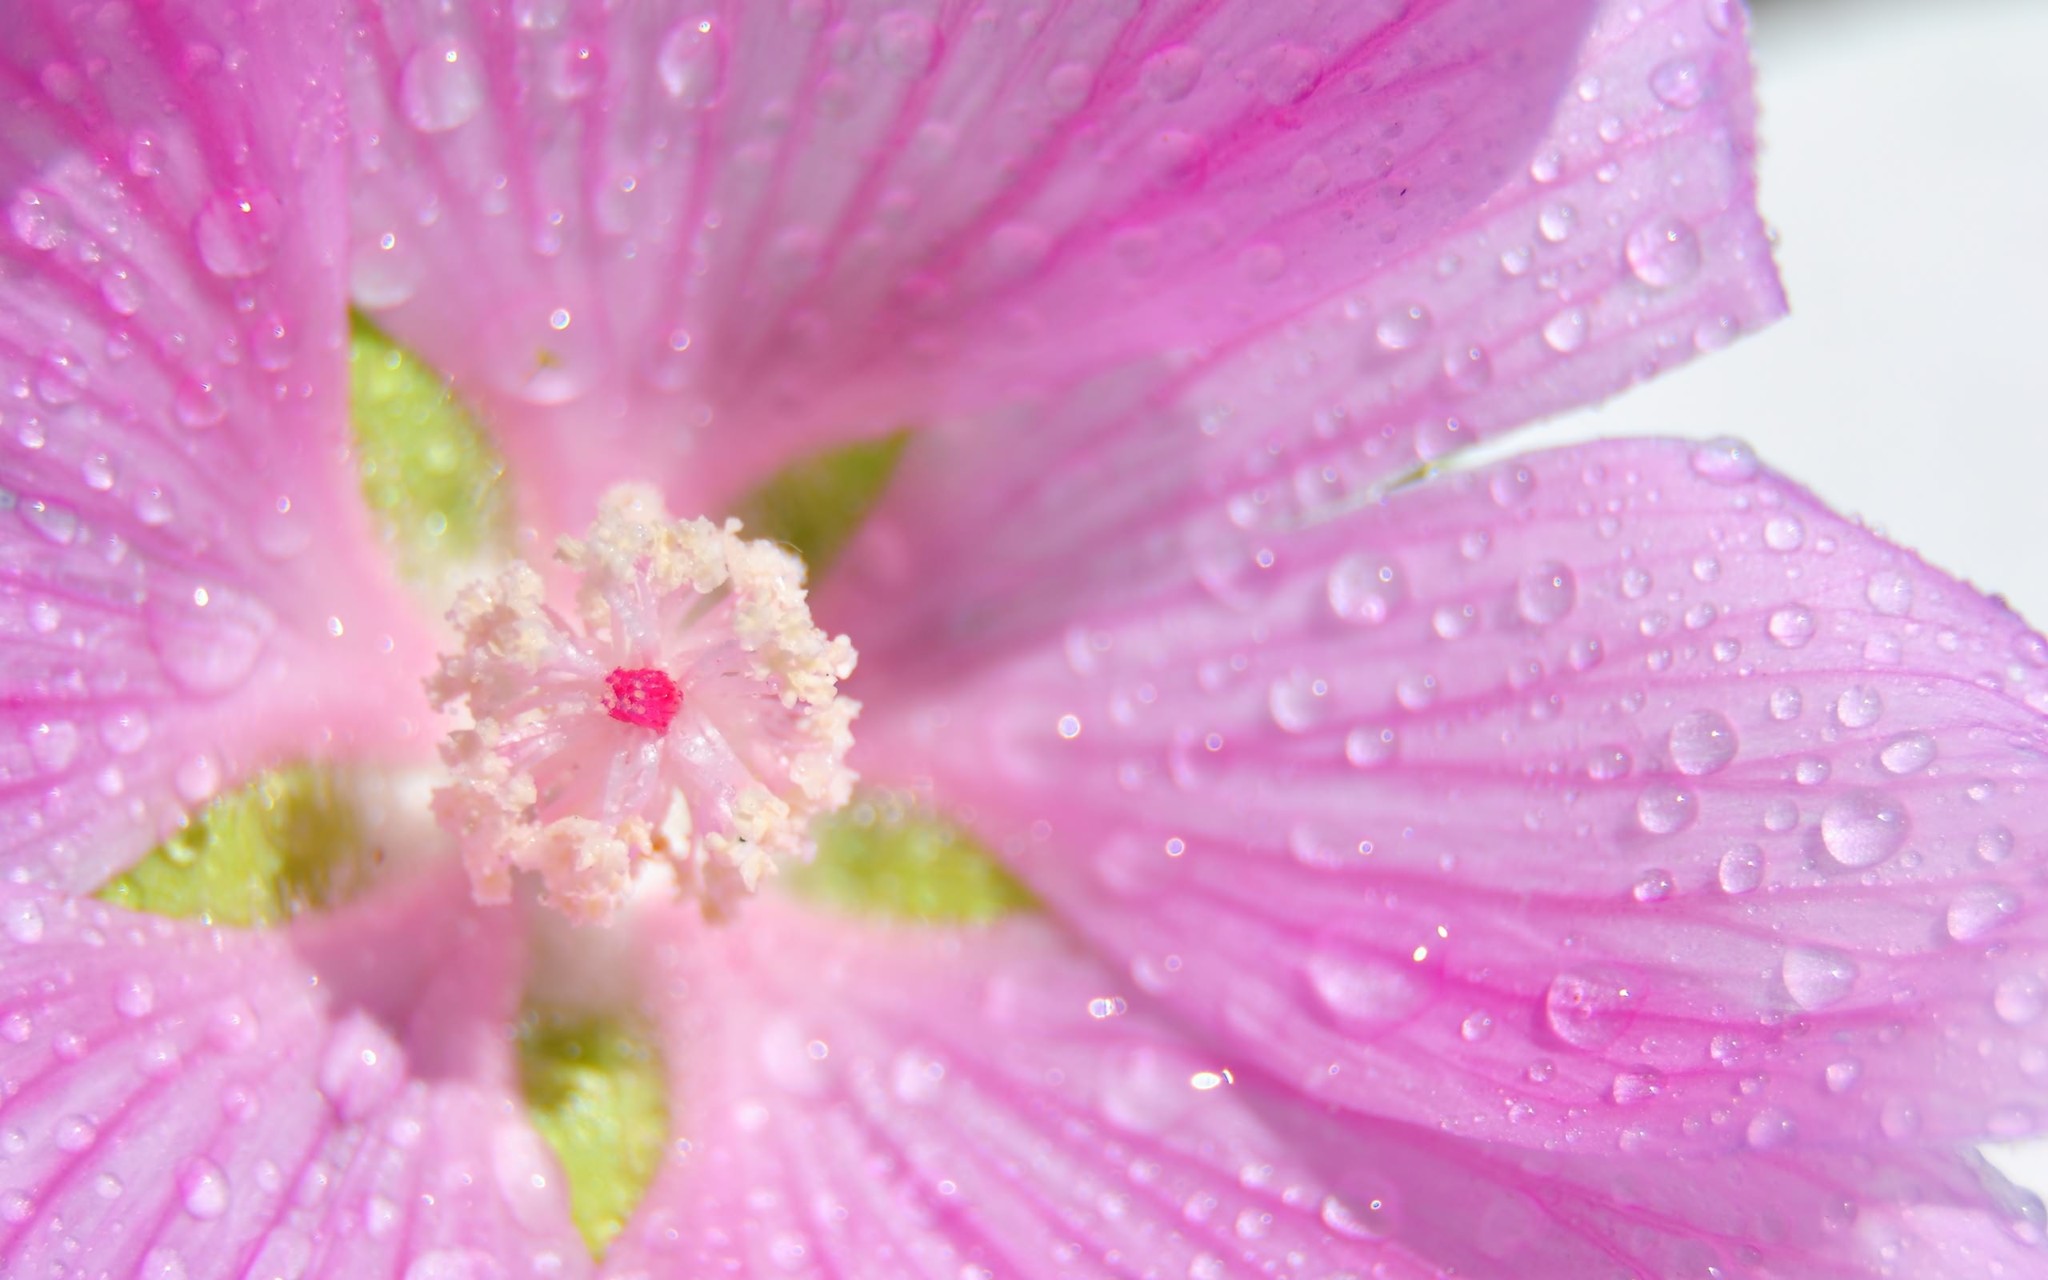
(604, 666, 681, 733)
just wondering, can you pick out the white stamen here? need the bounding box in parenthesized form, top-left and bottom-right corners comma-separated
(428, 484, 858, 922)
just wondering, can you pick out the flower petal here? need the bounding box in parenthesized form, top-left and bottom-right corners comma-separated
(606, 896, 2043, 1277)
(0, 872, 587, 1276)
(0, 0, 433, 891)
(881, 437, 2048, 1156)
(345, 0, 1625, 534)
(829, 0, 1782, 664)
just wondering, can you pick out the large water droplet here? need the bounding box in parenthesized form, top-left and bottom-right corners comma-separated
(1878, 732, 1935, 775)
(1541, 308, 1589, 353)
(192, 188, 283, 277)
(318, 1014, 406, 1121)
(1690, 437, 1758, 483)
(1303, 951, 1429, 1030)
(1718, 842, 1764, 894)
(1819, 789, 1909, 868)
(1624, 213, 1703, 288)
(1864, 571, 1914, 617)
(1543, 972, 1636, 1048)
(658, 18, 723, 104)
(1995, 974, 2045, 1026)
(1635, 782, 1697, 835)
(147, 586, 272, 695)
(1668, 710, 1737, 776)
(178, 1157, 229, 1220)
(1650, 58, 1704, 109)
(1782, 946, 1857, 1010)
(1327, 555, 1403, 624)
(1834, 685, 1883, 729)
(1515, 562, 1576, 625)
(2, 900, 45, 944)
(400, 39, 485, 132)
(1766, 606, 1815, 648)
(1947, 885, 2019, 942)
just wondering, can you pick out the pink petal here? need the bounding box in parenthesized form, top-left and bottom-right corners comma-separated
(828, 0, 1781, 664)
(341, 0, 1684, 537)
(606, 896, 2041, 1277)
(0, 871, 587, 1277)
(872, 437, 2048, 1157)
(0, 0, 434, 891)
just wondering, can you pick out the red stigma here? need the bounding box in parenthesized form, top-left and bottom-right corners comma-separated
(604, 666, 682, 733)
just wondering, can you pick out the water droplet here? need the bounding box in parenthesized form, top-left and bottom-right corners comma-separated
(1767, 606, 1815, 648)
(1541, 308, 1589, 353)
(147, 585, 273, 695)
(1140, 44, 1204, 102)
(1624, 214, 1702, 287)
(1819, 789, 1909, 868)
(1764, 514, 1805, 552)
(54, 1114, 98, 1152)
(1834, 685, 1883, 729)
(1267, 673, 1328, 733)
(1782, 946, 1857, 1010)
(1319, 1193, 1389, 1240)
(1543, 972, 1636, 1048)
(1978, 826, 2015, 865)
(874, 11, 937, 74)
(1650, 58, 1704, 109)
(1878, 732, 1935, 775)
(1668, 710, 1737, 776)
(1515, 562, 1576, 624)
(100, 709, 150, 755)
(1634, 782, 1697, 835)
(1373, 304, 1430, 351)
(173, 377, 225, 429)
(1536, 202, 1576, 243)
(115, 973, 155, 1019)
(400, 39, 485, 132)
(318, 1014, 405, 1121)
(178, 1157, 229, 1219)
(192, 188, 283, 278)
(406, 1249, 506, 1280)
(1443, 344, 1492, 390)
(1947, 885, 2019, 942)
(1745, 1108, 1795, 1150)
(1718, 842, 1764, 894)
(1327, 555, 1403, 624)
(1344, 725, 1396, 769)
(1690, 437, 1758, 483)
(1995, 974, 2045, 1026)
(658, 19, 725, 104)
(1632, 869, 1674, 902)
(2, 900, 44, 944)
(1303, 951, 1428, 1030)
(545, 41, 605, 99)
(1864, 570, 1914, 616)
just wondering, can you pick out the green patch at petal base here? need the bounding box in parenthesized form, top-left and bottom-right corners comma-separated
(732, 431, 910, 577)
(791, 796, 1038, 924)
(518, 1009, 669, 1257)
(349, 314, 508, 576)
(96, 767, 366, 927)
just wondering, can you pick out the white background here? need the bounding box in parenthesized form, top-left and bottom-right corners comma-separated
(1519, 0, 2048, 1196)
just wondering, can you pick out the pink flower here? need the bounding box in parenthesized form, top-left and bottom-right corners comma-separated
(1, 1, 2043, 1277)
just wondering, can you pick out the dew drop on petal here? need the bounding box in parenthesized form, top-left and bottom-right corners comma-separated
(192, 188, 283, 278)
(1767, 606, 1815, 649)
(1667, 710, 1737, 776)
(1946, 885, 2019, 942)
(1624, 213, 1703, 287)
(1515, 562, 1576, 625)
(658, 20, 725, 104)
(1718, 842, 1764, 894)
(1650, 58, 1705, 109)
(1834, 685, 1884, 729)
(1541, 308, 1589, 353)
(1634, 782, 1697, 835)
(400, 39, 485, 132)
(178, 1157, 229, 1220)
(1878, 732, 1935, 775)
(1995, 975, 2045, 1026)
(1690, 437, 1758, 483)
(1782, 947, 1857, 1010)
(1543, 972, 1635, 1048)
(1327, 556, 1403, 625)
(1819, 789, 1909, 868)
